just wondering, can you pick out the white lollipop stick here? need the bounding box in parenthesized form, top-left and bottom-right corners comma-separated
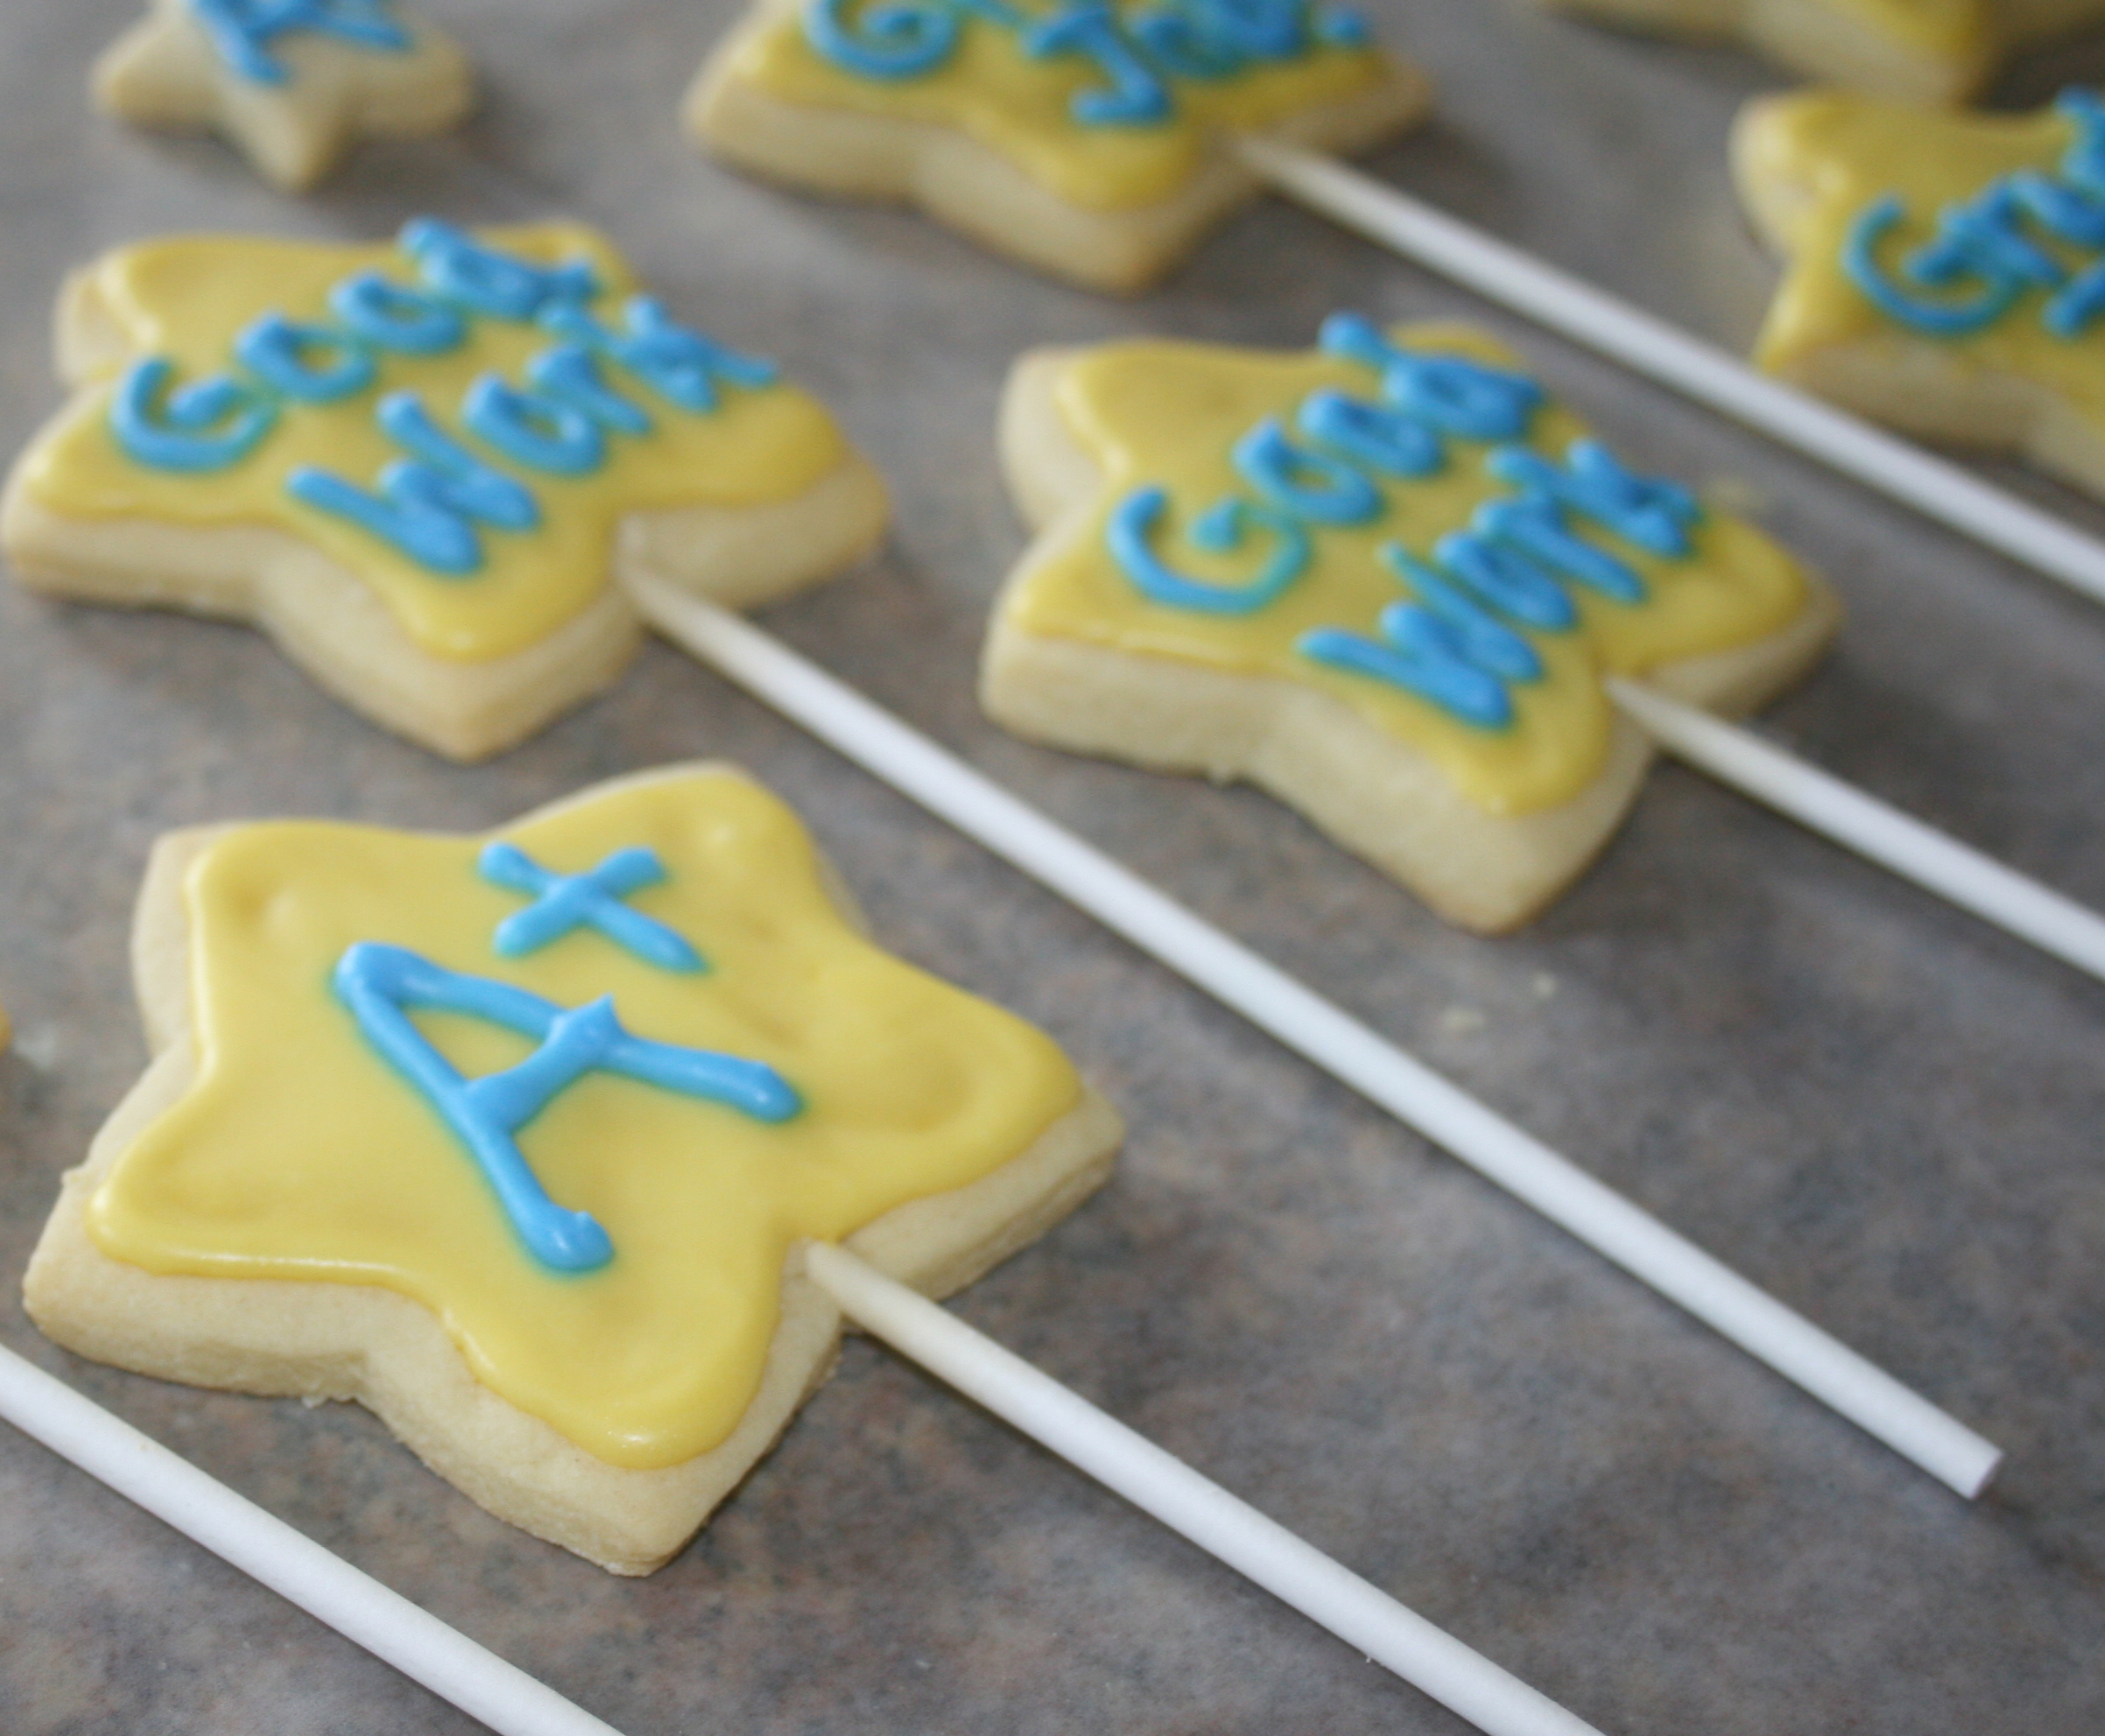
(0, 1343, 623, 1736)
(629, 577, 2002, 1498)
(1611, 679, 2105, 982)
(806, 1241, 1604, 1736)
(1231, 137, 2105, 610)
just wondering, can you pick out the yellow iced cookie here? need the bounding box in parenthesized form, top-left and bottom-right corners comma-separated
(685, 0, 1431, 291)
(1735, 87, 2105, 499)
(24, 763, 1122, 1574)
(0, 220, 888, 760)
(983, 320, 1841, 931)
(93, 0, 475, 191)
(1529, 0, 2105, 105)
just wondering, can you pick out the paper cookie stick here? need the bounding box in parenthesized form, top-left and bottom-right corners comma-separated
(806, 1242, 1603, 1736)
(1230, 137, 2105, 611)
(0, 1284, 1599, 1736)
(1610, 680, 2105, 983)
(630, 575, 2003, 1499)
(0, 1342, 624, 1736)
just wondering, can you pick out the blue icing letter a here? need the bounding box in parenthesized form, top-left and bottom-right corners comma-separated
(334, 943, 800, 1273)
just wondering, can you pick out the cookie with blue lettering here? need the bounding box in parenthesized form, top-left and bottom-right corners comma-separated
(683, 0, 1430, 292)
(1530, 0, 2105, 105)
(24, 763, 1122, 1573)
(1734, 87, 2105, 500)
(983, 322, 1842, 931)
(93, 0, 475, 192)
(0, 220, 889, 761)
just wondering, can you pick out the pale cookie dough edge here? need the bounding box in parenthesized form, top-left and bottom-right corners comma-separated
(682, 7, 1431, 293)
(0, 448, 890, 763)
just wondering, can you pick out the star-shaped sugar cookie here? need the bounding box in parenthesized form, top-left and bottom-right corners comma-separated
(0, 219, 888, 760)
(685, 0, 1431, 292)
(93, 0, 475, 191)
(1735, 87, 2105, 501)
(24, 763, 1121, 1574)
(1534, 0, 2105, 104)
(983, 319, 1842, 931)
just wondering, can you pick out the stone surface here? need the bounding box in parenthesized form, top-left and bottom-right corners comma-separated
(4, 3, 2104, 1733)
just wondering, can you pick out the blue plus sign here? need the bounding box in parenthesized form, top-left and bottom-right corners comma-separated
(478, 841, 704, 973)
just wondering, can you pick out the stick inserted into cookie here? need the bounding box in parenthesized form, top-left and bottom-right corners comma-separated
(630, 576, 2003, 1500)
(1, 219, 890, 763)
(680, 0, 2105, 605)
(22, 768, 1604, 1734)
(975, 318, 2105, 990)
(804, 1242, 1604, 1736)
(1229, 136, 2105, 610)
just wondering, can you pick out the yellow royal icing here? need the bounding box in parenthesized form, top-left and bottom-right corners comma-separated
(1746, 92, 2105, 438)
(17, 226, 847, 663)
(88, 769, 1083, 1469)
(728, 0, 1391, 211)
(1001, 325, 1811, 817)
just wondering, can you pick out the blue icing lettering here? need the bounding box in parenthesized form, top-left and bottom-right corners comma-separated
(285, 391, 539, 574)
(1473, 495, 1645, 605)
(1844, 88, 2105, 341)
(1299, 616, 1515, 727)
(2062, 87, 2105, 193)
(1382, 548, 1544, 684)
(234, 313, 377, 404)
(800, 0, 1362, 124)
(1023, 3, 1173, 125)
(1180, 0, 1304, 60)
(102, 218, 792, 577)
(401, 219, 599, 322)
(463, 377, 608, 476)
(1433, 528, 1578, 631)
(1233, 416, 1383, 524)
(1109, 486, 1310, 613)
(329, 271, 468, 355)
(335, 942, 799, 1273)
(111, 358, 278, 471)
(188, 0, 412, 85)
(479, 842, 705, 973)
(1845, 195, 2027, 336)
(1489, 440, 1700, 559)
(1103, 316, 1714, 732)
(1127, 5, 1244, 78)
(1312, 4, 1368, 46)
(527, 347, 654, 435)
(540, 298, 778, 413)
(1320, 313, 1542, 440)
(1298, 388, 1444, 478)
(1296, 547, 1542, 728)
(803, 0, 969, 77)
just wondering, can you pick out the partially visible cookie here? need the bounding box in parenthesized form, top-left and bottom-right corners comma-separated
(93, 0, 475, 191)
(1, 219, 888, 760)
(1530, 0, 2105, 105)
(1735, 86, 2105, 499)
(983, 320, 1841, 931)
(25, 763, 1123, 1575)
(684, 0, 1431, 292)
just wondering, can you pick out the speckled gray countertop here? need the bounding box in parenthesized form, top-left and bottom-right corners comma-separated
(3, 3, 2103, 1732)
